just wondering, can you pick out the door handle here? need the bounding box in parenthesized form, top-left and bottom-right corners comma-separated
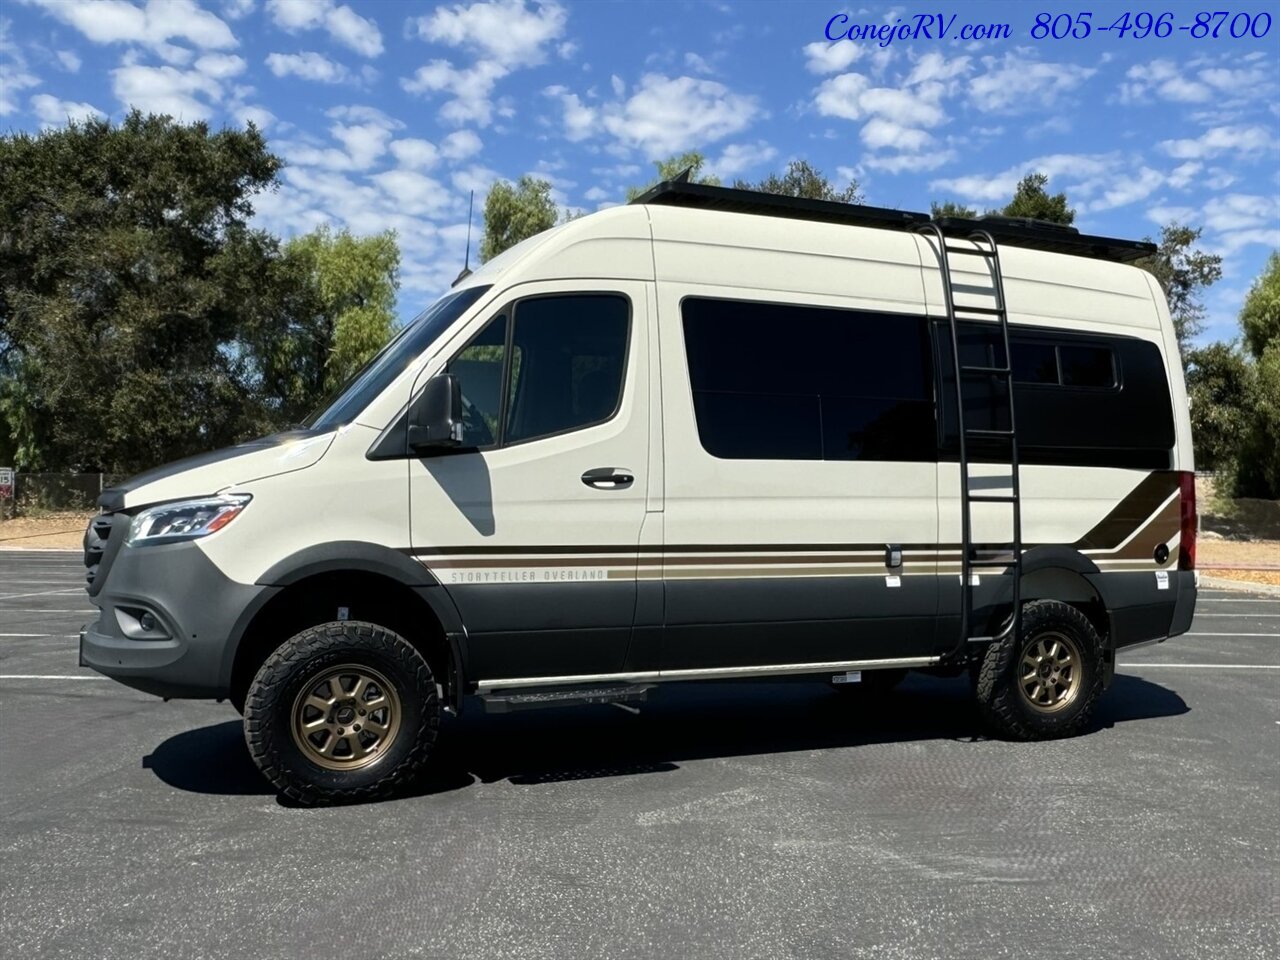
(581, 468, 635, 489)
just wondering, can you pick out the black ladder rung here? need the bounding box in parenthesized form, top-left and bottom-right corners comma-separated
(950, 304, 1005, 316)
(944, 245, 996, 257)
(968, 494, 1018, 503)
(960, 364, 1011, 375)
(966, 428, 1015, 438)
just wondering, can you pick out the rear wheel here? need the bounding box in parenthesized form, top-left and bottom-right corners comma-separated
(243, 621, 439, 805)
(975, 600, 1104, 741)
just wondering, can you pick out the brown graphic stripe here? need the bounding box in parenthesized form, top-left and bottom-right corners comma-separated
(1075, 471, 1179, 550)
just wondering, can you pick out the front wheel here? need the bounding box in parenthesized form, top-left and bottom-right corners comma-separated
(975, 600, 1105, 741)
(243, 621, 439, 805)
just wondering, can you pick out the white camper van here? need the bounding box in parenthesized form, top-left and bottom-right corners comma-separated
(80, 182, 1198, 803)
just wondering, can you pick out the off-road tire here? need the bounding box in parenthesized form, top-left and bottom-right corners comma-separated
(975, 599, 1105, 741)
(833, 667, 908, 696)
(243, 621, 439, 805)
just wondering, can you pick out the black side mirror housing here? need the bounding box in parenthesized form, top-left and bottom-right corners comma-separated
(407, 374, 464, 452)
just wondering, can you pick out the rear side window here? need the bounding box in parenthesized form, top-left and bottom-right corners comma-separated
(938, 322, 1175, 469)
(443, 294, 629, 448)
(682, 298, 935, 461)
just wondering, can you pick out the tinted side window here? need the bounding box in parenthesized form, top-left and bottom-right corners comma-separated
(682, 298, 935, 462)
(505, 295, 629, 445)
(938, 323, 1175, 469)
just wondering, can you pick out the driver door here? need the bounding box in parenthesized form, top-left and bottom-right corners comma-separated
(408, 281, 652, 683)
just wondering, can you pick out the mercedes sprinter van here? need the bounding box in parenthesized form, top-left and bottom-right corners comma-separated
(80, 181, 1198, 803)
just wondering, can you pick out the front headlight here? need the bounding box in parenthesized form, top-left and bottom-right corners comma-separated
(126, 494, 252, 547)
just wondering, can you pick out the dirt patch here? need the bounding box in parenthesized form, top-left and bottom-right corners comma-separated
(1197, 539, 1280, 568)
(1197, 476, 1280, 541)
(0, 512, 93, 551)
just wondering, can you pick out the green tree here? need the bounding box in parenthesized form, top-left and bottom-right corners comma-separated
(245, 226, 400, 425)
(1239, 250, 1280, 360)
(1235, 341, 1280, 498)
(1185, 343, 1255, 473)
(1135, 223, 1223, 357)
(480, 176, 559, 262)
(1002, 173, 1074, 225)
(0, 112, 283, 473)
(930, 200, 978, 219)
(735, 159, 862, 203)
(625, 151, 720, 201)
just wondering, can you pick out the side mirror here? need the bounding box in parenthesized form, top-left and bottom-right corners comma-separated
(407, 374, 464, 452)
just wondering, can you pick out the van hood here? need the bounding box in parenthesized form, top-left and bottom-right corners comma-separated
(98, 429, 336, 512)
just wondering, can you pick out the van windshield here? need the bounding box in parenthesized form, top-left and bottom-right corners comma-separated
(304, 285, 492, 430)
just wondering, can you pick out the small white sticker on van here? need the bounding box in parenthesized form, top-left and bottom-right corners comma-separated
(885, 575, 901, 588)
(1156, 571, 1169, 590)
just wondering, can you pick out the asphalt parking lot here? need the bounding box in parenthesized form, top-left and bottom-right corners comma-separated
(1, 549, 1277, 960)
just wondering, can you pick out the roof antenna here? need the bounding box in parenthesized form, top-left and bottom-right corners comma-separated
(452, 190, 474, 287)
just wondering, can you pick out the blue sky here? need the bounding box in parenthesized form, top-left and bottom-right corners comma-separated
(2, 0, 1277, 342)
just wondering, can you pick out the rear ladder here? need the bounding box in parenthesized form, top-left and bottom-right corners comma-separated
(917, 224, 1023, 656)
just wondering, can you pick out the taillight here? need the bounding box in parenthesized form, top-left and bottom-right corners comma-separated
(1178, 471, 1197, 571)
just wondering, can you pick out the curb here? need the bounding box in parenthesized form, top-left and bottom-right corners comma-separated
(1199, 575, 1280, 598)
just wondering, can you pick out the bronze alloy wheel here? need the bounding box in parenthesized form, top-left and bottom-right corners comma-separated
(1018, 632, 1082, 714)
(289, 663, 402, 771)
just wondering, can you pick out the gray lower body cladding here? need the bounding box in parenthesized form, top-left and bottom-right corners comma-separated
(80, 540, 277, 699)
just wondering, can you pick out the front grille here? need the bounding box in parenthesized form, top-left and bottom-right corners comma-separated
(84, 514, 117, 591)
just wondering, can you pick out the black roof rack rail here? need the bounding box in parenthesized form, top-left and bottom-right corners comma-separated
(629, 180, 1156, 264)
(931, 215, 1156, 264)
(629, 179, 929, 231)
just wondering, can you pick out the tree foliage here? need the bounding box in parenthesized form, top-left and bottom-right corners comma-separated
(1185, 343, 1255, 473)
(480, 175, 558, 262)
(1001, 173, 1074, 225)
(930, 200, 977, 219)
(1135, 223, 1223, 357)
(625, 151, 720, 201)
(1239, 250, 1280, 360)
(0, 112, 283, 472)
(735, 159, 862, 203)
(245, 226, 399, 426)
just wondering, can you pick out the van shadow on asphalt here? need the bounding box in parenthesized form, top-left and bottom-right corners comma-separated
(141, 672, 1188, 803)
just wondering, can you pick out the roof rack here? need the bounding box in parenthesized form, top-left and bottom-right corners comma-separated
(630, 180, 1156, 264)
(630, 180, 929, 231)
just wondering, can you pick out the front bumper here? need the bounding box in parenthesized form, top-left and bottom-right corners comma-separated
(79, 533, 277, 699)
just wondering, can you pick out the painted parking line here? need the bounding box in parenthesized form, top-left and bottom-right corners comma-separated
(1119, 663, 1280, 669)
(0, 633, 79, 638)
(0, 674, 107, 681)
(1183, 632, 1279, 638)
(1194, 613, 1280, 617)
(0, 589, 85, 600)
(1198, 599, 1279, 603)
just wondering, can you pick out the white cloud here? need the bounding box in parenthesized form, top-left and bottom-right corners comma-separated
(30, 92, 104, 127)
(28, 0, 237, 55)
(266, 0, 383, 57)
(265, 51, 350, 84)
(813, 72, 869, 120)
(583, 186, 609, 203)
(406, 0, 567, 69)
(441, 129, 483, 161)
(1090, 167, 1165, 212)
(111, 62, 224, 119)
(1160, 125, 1276, 160)
(193, 53, 245, 79)
(0, 62, 39, 116)
(588, 73, 759, 158)
(969, 54, 1094, 113)
(930, 154, 1115, 203)
(706, 140, 777, 179)
(684, 52, 714, 75)
(803, 40, 863, 75)
(403, 0, 567, 125)
(860, 117, 932, 152)
(234, 103, 275, 129)
(1166, 162, 1201, 190)
(370, 169, 452, 217)
(55, 49, 81, 72)
(1121, 57, 1277, 105)
(390, 138, 439, 169)
(222, 0, 255, 19)
(1202, 193, 1280, 233)
(401, 58, 506, 126)
(862, 150, 956, 174)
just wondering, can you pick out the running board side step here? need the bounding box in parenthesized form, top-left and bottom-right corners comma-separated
(480, 684, 655, 714)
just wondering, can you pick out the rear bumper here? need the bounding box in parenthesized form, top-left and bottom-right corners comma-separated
(1091, 569, 1197, 649)
(80, 539, 276, 699)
